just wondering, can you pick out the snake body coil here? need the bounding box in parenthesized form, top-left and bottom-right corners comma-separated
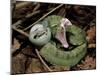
(29, 15, 87, 67)
(40, 25, 87, 67)
(40, 43, 86, 67)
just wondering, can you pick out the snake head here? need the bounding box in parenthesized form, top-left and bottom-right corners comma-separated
(55, 18, 72, 48)
(29, 24, 51, 46)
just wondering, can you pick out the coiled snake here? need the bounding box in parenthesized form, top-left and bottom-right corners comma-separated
(29, 15, 87, 67)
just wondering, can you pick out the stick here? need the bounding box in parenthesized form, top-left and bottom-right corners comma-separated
(35, 49, 53, 72)
(24, 4, 64, 31)
(33, 3, 40, 11)
(15, 2, 32, 10)
(12, 26, 29, 37)
(11, 0, 16, 16)
(12, 7, 55, 27)
(12, 10, 40, 27)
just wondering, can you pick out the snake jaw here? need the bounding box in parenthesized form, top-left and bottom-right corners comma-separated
(55, 18, 72, 48)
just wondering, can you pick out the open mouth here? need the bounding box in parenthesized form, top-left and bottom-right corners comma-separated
(55, 18, 72, 48)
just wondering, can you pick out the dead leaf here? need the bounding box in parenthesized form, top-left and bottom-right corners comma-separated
(22, 45, 36, 57)
(86, 26, 96, 44)
(77, 56, 96, 70)
(12, 53, 27, 74)
(50, 65, 70, 71)
(88, 43, 96, 48)
(25, 58, 44, 73)
(12, 38, 21, 53)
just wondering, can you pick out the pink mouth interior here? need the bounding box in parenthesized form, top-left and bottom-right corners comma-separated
(55, 27, 69, 48)
(55, 18, 72, 48)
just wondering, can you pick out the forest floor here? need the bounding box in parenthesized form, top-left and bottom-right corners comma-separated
(11, 1, 96, 74)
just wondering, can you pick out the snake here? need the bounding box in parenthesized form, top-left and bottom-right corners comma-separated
(29, 15, 87, 67)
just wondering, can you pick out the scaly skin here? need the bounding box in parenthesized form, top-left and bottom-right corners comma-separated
(40, 43, 87, 67)
(42, 15, 72, 48)
(29, 15, 87, 67)
(40, 15, 87, 67)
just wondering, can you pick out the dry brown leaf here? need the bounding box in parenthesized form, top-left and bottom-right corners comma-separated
(86, 26, 96, 44)
(88, 43, 96, 48)
(25, 58, 44, 73)
(12, 38, 21, 53)
(73, 6, 86, 16)
(12, 53, 27, 74)
(13, 38, 20, 49)
(22, 45, 36, 57)
(50, 65, 70, 71)
(77, 56, 96, 70)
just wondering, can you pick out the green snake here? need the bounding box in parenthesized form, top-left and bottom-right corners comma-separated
(29, 15, 87, 67)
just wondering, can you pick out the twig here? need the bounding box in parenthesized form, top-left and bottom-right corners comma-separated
(57, 6, 66, 17)
(24, 4, 64, 31)
(12, 10, 40, 27)
(26, 10, 40, 18)
(33, 3, 40, 11)
(11, 0, 16, 16)
(12, 26, 29, 37)
(12, 7, 54, 27)
(35, 49, 53, 72)
(13, 6, 56, 27)
(15, 2, 32, 10)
